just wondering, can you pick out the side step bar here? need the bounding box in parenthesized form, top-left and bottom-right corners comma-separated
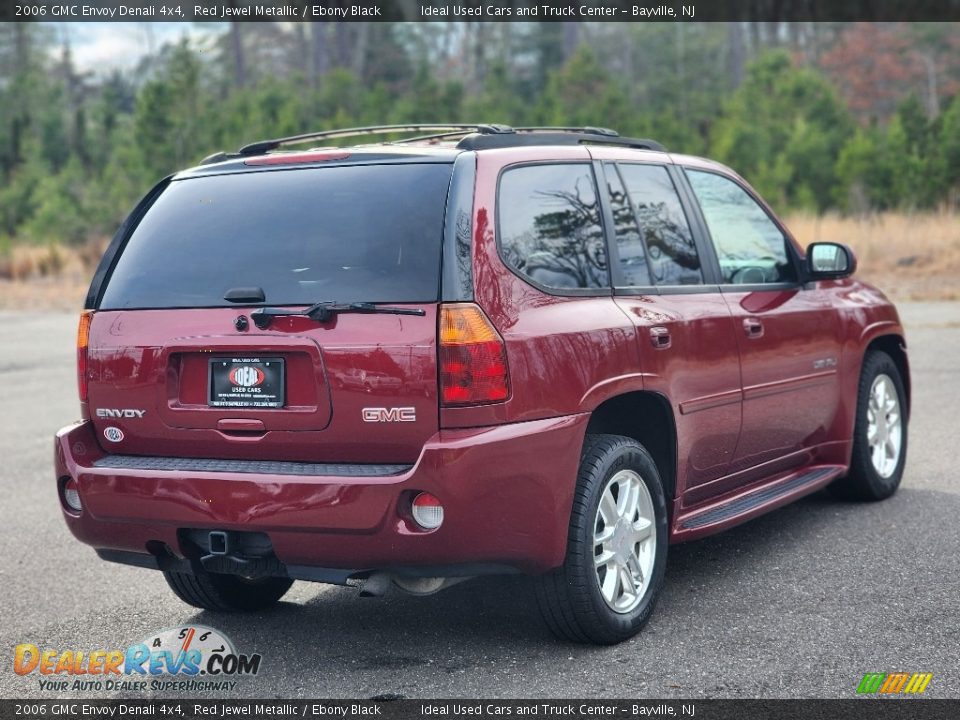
(674, 465, 845, 541)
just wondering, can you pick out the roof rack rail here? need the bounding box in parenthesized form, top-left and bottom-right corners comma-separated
(514, 126, 620, 137)
(456, 128, 666, 153)
(237, 124, 515, 156)
(392, 125, 622, 145)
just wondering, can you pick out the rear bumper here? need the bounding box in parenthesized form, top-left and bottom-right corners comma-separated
(55, 415, 588, 576)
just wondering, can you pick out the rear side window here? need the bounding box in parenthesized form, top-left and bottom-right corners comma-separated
(685, 169, 797, 285)
(498, 164, 609, 291)
(99, 163, 452, 309)
(604, 165, 651, 287)
(617, 164, 702, 286)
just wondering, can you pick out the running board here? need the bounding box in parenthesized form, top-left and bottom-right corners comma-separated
(674, 465, 845, 541)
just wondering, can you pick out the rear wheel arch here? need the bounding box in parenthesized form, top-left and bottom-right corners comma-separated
(584, 391, 677, 508)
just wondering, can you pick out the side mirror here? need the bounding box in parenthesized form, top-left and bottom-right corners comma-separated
(806, 242, 856, 280)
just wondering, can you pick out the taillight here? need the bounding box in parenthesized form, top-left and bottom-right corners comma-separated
(439, 303, 509, 406)
(77, 311, 92, 403)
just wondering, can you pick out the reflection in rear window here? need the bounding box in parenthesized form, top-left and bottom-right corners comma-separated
(498, 163, 608, 290)
(99, 163, 452, 309)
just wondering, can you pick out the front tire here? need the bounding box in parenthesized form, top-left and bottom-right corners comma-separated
(164, 569, 293, 611)
(830, 350, 908, 501)
(535, 434, 668, 644)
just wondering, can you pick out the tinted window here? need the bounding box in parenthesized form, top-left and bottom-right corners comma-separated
(605, 165, 651, 287)
(618, 164, 702, 286)
(685, 169, 797, 285)
(499, 164, 608, 290)
(99, 163, 452, 309)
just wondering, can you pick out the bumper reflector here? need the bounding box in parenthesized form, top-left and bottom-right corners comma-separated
(63, 477, 82, 512)
(411, 492, 444, 530)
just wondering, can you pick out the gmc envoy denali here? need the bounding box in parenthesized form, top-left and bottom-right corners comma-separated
(55, 124, 909, 644)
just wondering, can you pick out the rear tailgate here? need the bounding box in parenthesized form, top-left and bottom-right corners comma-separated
(86, 161, 452, 465)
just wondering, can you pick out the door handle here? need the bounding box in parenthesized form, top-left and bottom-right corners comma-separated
(743, 318, 764, 339)
(649, 326, 672, 349)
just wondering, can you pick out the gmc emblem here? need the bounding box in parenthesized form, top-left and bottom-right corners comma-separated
(362, 407, 416, 423)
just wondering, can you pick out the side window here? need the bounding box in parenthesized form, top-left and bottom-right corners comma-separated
(685, 169, 797, 285)
(617, 164, 703, 286)
(605, 165, 651, 287)
(499, 164, 608, 290)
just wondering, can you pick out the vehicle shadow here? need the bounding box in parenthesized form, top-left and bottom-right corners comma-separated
(182, 484, 957, 696)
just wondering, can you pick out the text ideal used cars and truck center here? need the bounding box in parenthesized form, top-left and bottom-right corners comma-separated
(55, 124, 909, 644)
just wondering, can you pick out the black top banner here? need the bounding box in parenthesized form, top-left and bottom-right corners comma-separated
(1, 0, 960, 22)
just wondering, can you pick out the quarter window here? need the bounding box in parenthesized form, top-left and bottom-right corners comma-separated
(499, 164, 609, 290)
(685, 169, 797, 285)
(617, 164, 703, 286)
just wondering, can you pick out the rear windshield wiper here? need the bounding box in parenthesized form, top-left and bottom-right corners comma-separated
(250, 301, 426, 329)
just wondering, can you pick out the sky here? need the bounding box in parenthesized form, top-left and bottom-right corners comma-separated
(50, 23, 209, 73)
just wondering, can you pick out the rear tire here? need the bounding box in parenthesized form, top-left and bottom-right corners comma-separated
(830, 350, 908, 501)
(535, 434, 668, 645)
(164, 569, 293, 611)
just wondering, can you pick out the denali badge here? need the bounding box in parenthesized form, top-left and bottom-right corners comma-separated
(103, 427, 124, 443)
(362, 407, 416, 423)
(96, 408, 146, 419)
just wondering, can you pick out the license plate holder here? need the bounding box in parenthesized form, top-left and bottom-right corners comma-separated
(208, 357, 285, 408)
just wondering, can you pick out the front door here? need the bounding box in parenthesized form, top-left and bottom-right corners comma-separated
(682, 167, 843, 480)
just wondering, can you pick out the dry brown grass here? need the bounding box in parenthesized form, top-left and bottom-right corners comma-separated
(0, 239, 104, 311)
(785, 211, 960, 301)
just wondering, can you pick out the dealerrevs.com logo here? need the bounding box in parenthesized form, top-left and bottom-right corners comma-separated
(14, 625, 262, 693)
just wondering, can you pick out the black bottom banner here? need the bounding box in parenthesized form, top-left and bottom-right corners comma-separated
(1, 700, 959, 720)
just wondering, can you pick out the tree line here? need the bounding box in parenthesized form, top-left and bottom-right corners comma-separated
(1, 21, 959, 252)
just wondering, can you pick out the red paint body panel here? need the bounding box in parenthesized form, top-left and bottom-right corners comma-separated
(720, 288, 843, 477)
(614, 293, 742, 489)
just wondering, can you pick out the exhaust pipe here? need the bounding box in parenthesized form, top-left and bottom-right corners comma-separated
(359, 573, 472, 597)
(358, 573, 393, 597)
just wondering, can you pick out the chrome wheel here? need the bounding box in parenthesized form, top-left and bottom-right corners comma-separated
(866, 373, 902, 478)
(593, 469, 656, 614)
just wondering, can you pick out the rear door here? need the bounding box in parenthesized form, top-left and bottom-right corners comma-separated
(595, 158, 744, 497)
(86, 161, 454, 465)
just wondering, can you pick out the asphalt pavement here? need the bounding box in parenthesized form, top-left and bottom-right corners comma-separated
(1, 302, 958, 699)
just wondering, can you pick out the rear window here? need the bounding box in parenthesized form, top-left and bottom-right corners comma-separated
(99, 163, 452, 309)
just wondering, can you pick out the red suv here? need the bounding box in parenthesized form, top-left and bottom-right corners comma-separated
(55, 124, 909, 644)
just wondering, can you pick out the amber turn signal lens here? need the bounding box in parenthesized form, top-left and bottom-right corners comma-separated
(77, 311, 93, 403)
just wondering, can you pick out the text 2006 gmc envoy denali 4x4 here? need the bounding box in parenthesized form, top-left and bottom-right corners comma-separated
(55, 124, 909, 644)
